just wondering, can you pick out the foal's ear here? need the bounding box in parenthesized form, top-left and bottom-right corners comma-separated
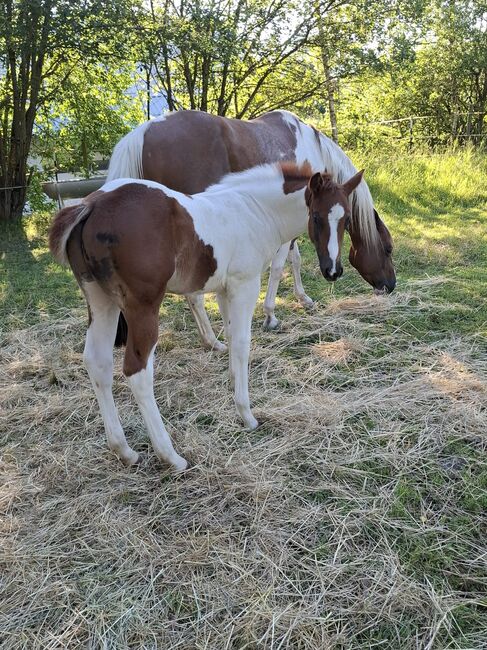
(342, 169, 364, 196)
(308, 172, 324, 195)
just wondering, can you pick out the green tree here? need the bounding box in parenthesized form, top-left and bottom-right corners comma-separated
(137, 0, 329, 118)
(334, 0, 487, 149)
(0, 0, 136, 222)
(34, 62, 144, 177)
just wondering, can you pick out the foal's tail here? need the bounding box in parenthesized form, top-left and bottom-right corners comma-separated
(49, 203, 129, 348)
(48, 204, 91, 266)
(106, 121, 148, 181)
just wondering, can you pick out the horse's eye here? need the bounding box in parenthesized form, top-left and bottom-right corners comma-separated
(344, 215, 351, 230)
(312, 211, 320, 224)
(385, 245, 393, 256)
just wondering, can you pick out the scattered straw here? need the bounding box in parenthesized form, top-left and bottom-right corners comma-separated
(1, 280, 486, 648)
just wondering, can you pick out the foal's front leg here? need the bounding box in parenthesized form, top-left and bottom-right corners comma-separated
(227, 277, 261, 429)
(216, 292, 233, 384)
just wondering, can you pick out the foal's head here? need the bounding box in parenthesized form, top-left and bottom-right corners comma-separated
(305, 170, 364, 281)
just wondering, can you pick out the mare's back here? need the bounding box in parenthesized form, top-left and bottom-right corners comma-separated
(141, 111, 297, 194)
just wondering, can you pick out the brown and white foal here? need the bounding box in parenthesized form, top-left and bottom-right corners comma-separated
(49, 163, 363, 470)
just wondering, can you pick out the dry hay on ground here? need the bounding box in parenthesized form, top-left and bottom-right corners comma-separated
(1, 280, 486, 648)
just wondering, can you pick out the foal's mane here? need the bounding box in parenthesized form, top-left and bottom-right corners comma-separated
(279, 160, 312, 181)
(205, 161, 298, 194)
(280, 161, 312, 194)
(279, 161, 338, 195)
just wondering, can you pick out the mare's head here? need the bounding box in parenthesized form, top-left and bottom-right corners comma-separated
(348, 210, 396, 293)
(305, 170, 364, 282)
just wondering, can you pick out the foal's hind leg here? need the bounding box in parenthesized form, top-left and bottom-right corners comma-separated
(185, 293, 227, 353)
(83, 283, 139, 466)
(288, 241, 314, 309)
(123, 304, 188, 471)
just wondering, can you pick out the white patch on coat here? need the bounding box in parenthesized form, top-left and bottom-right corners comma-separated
(278, 111, 325, 170)
(327, 203, 345, 274)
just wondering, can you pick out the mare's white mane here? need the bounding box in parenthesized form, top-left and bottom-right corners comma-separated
(279, 110, 379, 250)
(318, 133, 378, 249)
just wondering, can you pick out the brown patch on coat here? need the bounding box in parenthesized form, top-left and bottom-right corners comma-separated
(281, 161, 313, 194)
(141, 111, 298, 194)
(59, 182, 218, 376)
(75, 183, 217, 302)
(170, 201, 217, 293)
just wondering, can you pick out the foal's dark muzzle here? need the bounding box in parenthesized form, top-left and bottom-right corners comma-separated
(321, 260, 343, 282)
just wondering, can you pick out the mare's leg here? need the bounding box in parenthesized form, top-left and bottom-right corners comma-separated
(227, 277, 261, 429)
(185, 293, 227, 353)
(263, 242, 290, 330)
(123, 303, 188, 471)
(288, 240, 314, 308)
(83, 282, 138, 466)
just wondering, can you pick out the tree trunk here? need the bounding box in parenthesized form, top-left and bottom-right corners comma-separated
(0, 186, 28, 222)
(199, 54, 211, 112)
(0, 0, 52, 222)
(323, 54, 339, 143)
(315, 4, 338, 143)
(0, 113, 31, 222)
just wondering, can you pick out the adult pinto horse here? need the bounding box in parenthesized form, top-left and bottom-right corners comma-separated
(49, 163, 363, 469)
(107, 110, 395, 350)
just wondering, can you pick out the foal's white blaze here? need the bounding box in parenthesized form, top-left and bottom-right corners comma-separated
(327, 203, 345, 274)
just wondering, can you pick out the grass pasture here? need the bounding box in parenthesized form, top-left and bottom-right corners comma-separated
(1, 151, 486, 648)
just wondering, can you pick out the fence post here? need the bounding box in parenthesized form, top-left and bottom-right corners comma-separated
(408, 117, 414, 151)
(54, 156, 63, 209)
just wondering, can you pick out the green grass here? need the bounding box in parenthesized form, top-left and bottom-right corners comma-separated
(1, 150, 486, 336)
(1, 150, 486, 648)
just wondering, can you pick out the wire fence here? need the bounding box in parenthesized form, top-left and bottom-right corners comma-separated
(336, 111, 487, 150)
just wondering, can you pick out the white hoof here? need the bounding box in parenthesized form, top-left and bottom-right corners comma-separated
(171, 454, 189, 472)
(203, 339, 227, 353)
(297, 294, 315, 309)
(263, 315, 280, 331)
(245, 416, 259, 430)
(211, 340, 228, 353)
(116, 447, 139, 467)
